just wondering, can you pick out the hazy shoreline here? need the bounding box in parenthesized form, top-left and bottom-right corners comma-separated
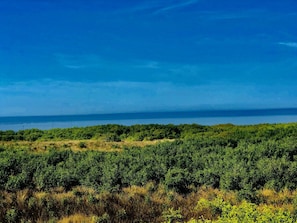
(1, 115, 297, 131)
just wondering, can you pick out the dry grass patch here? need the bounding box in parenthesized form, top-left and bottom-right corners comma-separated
(0, 139, 173, 153)
(57, 214, 95, 223)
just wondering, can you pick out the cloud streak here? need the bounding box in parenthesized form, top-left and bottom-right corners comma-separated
(278, 42, 297, 48)
(153, 0, 199, 14)
(53, 53, 209, 83)
(51, 52, 297, 86)
(196, 10, 262, 20)
(112, 0, 200, 15)
(55, 54, 104, 69)
(111, 1, 162, 14)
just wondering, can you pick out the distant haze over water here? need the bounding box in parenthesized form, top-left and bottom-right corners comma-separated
(0, 108, 297, 131)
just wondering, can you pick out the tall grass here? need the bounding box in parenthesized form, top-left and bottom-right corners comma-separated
(0, 185, 296, 222)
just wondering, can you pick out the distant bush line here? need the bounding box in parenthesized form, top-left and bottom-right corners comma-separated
(1, 123, 296, 142)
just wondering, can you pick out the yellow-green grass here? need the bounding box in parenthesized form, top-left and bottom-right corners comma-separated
(0, 138, 174, 153)
(1, 185, 296, 223)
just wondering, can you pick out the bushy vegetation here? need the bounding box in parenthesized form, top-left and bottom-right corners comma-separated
(0, 122, 297, 222)
(0, 124, 184, 141)
(1, 122, 295, 142)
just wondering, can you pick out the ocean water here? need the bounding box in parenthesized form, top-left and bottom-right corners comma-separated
(0, 108, 297, 131)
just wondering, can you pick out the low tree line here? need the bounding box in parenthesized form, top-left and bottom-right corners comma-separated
(1, 123, 296, 142)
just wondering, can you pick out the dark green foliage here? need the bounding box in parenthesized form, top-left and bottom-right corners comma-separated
(165, 168, 191, 193)
(0, 123, 204, 141)
(6, 208, 19, 223)
(78, 141, 87, 148)
(0, 123, 297, 199)
(104, 133, 121, 142)
(2, 123, 297, 144)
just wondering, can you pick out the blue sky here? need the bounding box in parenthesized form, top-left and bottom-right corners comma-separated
(0, 0, 297, 116)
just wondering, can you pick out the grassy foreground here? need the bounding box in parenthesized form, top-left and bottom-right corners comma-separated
(2, 185, 297, 222)
(0, 123, 297, 222)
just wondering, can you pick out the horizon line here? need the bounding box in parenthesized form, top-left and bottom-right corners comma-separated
(0, 107, 297, 124)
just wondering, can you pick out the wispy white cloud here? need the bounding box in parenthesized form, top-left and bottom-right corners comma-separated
(132, 61, 160, 69)
(112, 0, 199, 15)
(55, 54, 104, 69)
(153, 0, 199, 15)
(52, 52, 297, 87)
(56, 53, 161, 71)
(63, 65, 87, 69)
(112, 1, 162, 14)
(189, 9, 269, 21)
(54, 53, 206, 80)
(278, 42, 297, 48)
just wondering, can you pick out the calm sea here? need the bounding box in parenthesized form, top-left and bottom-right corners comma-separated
(0, 108, 297, 131)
